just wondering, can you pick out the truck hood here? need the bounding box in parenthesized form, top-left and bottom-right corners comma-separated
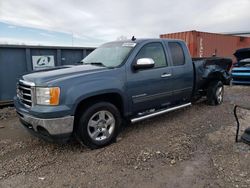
(234, 48, 250, 61)
(22, 64, 107, 84)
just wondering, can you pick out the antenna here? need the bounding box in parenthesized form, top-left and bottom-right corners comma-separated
(131, 36, 136, 41)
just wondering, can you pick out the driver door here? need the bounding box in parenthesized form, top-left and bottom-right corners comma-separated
(126, 42, 174, 113)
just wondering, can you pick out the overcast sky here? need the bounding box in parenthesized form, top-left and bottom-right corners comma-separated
(0, 0, 250, 47)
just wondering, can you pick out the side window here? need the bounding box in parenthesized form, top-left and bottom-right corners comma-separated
(168, 42, 185, 66)
(136, 43, 167, 68)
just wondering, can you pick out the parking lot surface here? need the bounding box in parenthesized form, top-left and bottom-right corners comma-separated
(0, 86, 250, 188)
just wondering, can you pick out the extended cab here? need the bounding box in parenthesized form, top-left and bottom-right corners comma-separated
(14, 39, 232, 148)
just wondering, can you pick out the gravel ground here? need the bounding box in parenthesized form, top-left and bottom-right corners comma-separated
(0, 86, 250, 188)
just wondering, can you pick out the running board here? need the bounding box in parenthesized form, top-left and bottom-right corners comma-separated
(130, 103, 192, 123)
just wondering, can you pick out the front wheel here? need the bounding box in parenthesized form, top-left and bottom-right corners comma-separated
(76, 102, 122, 149)
(207, 81, 224, 106)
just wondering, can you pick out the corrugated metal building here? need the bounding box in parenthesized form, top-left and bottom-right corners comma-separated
(160, 30, 250, 61)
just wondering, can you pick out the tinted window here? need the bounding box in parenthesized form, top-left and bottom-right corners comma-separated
(169, 42, 185, 66)
(136, 43, 167, 68)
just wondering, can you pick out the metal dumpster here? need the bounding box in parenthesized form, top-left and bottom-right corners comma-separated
(0, 45, 95, 105)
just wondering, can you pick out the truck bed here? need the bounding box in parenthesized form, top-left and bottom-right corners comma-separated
(192, 57, 232, 95)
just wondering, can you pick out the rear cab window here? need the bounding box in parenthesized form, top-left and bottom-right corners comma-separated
(168, 42, 185, 66)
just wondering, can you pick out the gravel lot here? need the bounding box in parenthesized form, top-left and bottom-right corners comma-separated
(0, 86, 250, 188)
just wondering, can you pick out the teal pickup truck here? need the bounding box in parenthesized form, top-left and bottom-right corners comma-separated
(14, 38, 232, 149)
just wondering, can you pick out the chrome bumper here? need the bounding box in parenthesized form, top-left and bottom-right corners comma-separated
(17, 111, 74, 135)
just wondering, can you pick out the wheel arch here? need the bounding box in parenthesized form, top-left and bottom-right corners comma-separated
(73, 92, 125, 130)
(207, 71, 227, 84)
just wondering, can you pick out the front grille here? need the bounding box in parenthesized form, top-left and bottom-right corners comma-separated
(232, 69, 250, 73)
(17, 80, 34, 107)
(232, 77, 250, 82)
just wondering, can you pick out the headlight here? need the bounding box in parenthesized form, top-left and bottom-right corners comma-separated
(35, 87, 60, 105)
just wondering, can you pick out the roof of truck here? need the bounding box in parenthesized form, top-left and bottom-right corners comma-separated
(119, 38, 184, 43)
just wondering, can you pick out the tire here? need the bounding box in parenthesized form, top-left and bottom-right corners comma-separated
(206, 81, 224, 106)
(76, 102, 122, 149)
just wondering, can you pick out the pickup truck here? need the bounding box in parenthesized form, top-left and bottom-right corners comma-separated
(14, 39, 232, 149)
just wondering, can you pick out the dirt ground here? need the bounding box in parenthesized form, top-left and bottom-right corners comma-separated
(0, 86, 250, 188)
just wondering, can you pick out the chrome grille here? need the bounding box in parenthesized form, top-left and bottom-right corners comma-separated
(233, 77, 250, 82)
(17, 80, 35, 107)
(232, 69, 250, 73)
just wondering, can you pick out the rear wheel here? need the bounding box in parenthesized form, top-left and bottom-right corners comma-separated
(76, 102, 122, 149)
(207, 81, 224, 105)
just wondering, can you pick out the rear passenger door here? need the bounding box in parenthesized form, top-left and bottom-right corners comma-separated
(165, 42, 194, 104)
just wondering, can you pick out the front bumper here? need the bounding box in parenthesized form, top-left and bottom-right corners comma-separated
(17, 111, 74, 142)
(232, 74, 250, 85)
(231, 70, 250, 85)
(232, 79, 250, 85)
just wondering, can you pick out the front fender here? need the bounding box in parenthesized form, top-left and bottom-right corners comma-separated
(64, 78, 127, 115)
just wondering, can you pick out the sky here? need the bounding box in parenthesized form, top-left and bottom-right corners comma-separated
(0, 0, 250, 47)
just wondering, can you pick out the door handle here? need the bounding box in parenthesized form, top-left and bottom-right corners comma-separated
(161, 73, 172, 78)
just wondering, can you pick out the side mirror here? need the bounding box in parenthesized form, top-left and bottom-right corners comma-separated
(133, 58, 155, 70)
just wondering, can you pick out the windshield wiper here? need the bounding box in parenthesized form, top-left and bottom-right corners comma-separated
(84, 62, 106, 67)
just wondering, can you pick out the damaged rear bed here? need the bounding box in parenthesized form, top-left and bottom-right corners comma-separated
(192, 57, 232, 99)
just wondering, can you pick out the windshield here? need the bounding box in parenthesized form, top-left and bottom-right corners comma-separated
(81, 42, 136, 68)
(241, 63, 250, 67)
(237, 58, 250, 67)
